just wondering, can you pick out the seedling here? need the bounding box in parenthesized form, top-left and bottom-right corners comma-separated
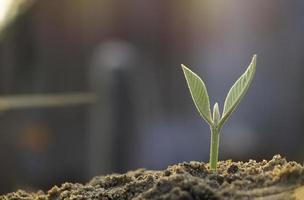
(181, 55, 257, 171)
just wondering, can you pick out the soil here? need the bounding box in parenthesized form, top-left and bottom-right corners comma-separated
(2, 155, 304, 200)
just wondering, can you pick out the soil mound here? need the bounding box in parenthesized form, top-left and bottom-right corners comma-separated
(2, 155, 304, 200)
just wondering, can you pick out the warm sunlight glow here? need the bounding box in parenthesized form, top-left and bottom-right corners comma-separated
(0, 0, 13, 24)
(0, 0, 34, 35)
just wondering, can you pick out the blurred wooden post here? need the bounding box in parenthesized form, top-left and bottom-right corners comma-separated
(88, 40, 140, 175)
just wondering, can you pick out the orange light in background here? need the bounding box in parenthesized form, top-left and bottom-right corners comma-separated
(18, 122, 53, 153)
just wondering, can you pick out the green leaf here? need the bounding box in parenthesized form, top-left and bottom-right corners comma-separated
(182, 64, 212, 125)
(220, 55, 257, 126)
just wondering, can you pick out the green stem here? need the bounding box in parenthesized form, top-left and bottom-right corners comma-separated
(209, 126, 220, 171)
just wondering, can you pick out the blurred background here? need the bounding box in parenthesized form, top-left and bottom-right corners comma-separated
(1, 0, 304, 194)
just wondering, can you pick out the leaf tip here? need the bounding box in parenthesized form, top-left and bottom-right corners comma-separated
(181, 64, 188, 72)
(251, 54, 257, 67)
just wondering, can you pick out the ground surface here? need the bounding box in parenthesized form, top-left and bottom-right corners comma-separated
(1, 155, 304, 200)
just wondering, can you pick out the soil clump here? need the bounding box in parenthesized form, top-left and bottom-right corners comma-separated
(2, 155, 304, 200)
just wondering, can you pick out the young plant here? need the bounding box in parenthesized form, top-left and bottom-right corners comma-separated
(181, 55, 257, 171)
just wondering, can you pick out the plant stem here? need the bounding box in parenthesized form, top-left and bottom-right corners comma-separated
(209, 126, 220, 171)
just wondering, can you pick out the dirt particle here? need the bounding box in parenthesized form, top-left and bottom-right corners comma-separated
(227, 164, 238, 174)
(163, 170, 171, 176)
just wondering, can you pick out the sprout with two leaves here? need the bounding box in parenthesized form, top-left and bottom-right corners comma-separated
(181, 55, 257, 171)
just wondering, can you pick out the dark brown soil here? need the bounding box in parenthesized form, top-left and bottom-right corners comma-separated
(2, 155, 304, 200)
